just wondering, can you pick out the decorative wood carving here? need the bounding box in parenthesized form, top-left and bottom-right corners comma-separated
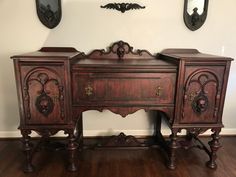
(182, 69, 220, 123)
(35, 129, 60, 137)
(23, 86, 31, 119)
(101, 3, 145, 13)
(88, 40, 154, 59)
(192, 93, 208, 114)
(189, 72, 218, 114)
(58, 85, 65, 118)
(98, 132, 142, 147)
(23, 69, 65, 120)
(30, 73, 52, 116)
(35, 74, 55, 116)
(105, 107, 146, 118)
(72, 107, 173, 120)
(186, 127, 209, 136)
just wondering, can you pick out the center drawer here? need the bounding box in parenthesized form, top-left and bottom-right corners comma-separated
(72, 72, 176, 105)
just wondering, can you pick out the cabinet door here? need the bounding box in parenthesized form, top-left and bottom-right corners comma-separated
(181, 66, 225, 124)
(20, 63, 66, 125)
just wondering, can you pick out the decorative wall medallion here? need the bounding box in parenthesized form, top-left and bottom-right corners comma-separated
(101, 3, 145, 13)
(36, 0, 62, 29)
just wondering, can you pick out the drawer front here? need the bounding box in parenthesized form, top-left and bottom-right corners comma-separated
(19, 63, 67, 125)
(181, 66, 225, 124)
(72, 73, 176, 105)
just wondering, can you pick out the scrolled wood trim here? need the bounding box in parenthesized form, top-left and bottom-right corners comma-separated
(88, 41, 155, 60)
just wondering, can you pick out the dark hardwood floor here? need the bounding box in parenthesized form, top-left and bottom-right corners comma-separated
(0, 136, 235, 177)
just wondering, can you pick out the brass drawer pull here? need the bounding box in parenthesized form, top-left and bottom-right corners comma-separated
(156, 86, 162, 96)
(85, 84, 93, 96)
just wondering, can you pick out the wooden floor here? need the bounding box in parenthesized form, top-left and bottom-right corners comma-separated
(0, 137, 236, 177)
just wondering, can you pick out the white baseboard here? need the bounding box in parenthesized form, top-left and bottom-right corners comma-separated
(0, 128, 236, 138)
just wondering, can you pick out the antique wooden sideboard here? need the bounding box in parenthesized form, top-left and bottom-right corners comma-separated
(11, 41, 233, 172)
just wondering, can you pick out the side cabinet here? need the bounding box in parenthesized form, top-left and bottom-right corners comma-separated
(11, 47, 82, 172)
(160, 49, 233, 170)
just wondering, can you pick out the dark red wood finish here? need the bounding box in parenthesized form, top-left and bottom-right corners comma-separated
(11, 42, 233, 172)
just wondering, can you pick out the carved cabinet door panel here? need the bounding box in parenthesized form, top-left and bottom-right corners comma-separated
(181, 66, 225, 124)
(20, 64, 66, 125)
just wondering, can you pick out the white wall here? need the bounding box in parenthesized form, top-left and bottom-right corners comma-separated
(0, 0, 236, 137)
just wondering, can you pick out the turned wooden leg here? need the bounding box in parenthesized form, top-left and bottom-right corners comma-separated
(154, 111, 162, 137)
(206, 129, 221, 169)
(167, 129, 179, 170)
(21, 130, 34, 173)
(75, 113, 83, 149)
(67, 132, 78, 172)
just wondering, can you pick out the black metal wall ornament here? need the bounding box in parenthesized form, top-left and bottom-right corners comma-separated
(36, 0, 62, 29)
(101, 3, 145, 13)
(184, 0, 209, 31)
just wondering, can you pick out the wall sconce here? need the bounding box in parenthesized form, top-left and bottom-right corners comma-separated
(183, 0, 209, 31)
(36, 0, 62, 29)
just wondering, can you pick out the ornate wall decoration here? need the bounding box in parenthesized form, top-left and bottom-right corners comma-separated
(101, 3, 145, 13)
(36, 0, 62, 29)
(183, 0, 209, 31)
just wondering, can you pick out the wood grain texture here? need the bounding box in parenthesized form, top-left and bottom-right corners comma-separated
(0, 137, 236, 177)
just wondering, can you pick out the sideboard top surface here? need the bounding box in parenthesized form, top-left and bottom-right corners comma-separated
(160, 49, 233, 61)
(10, 41, 233, 63)
(11, 47, 82, 60)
